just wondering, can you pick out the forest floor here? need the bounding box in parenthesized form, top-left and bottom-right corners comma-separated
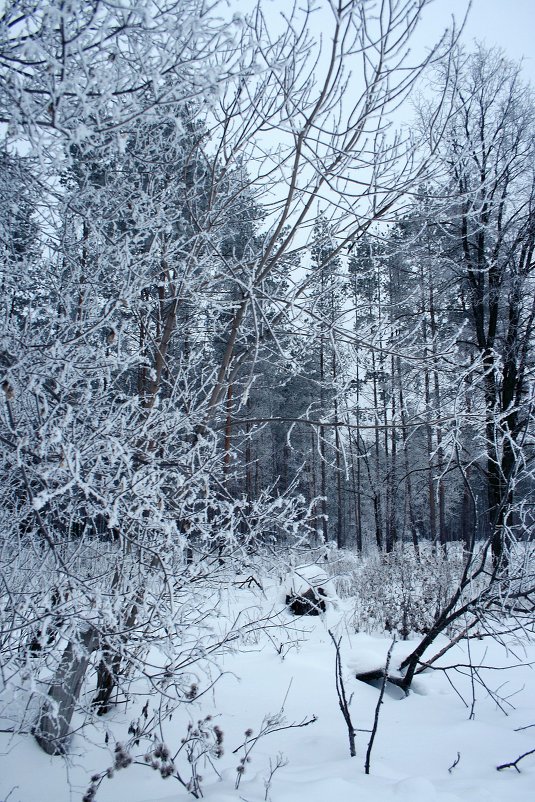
(1, 563, 535, 802)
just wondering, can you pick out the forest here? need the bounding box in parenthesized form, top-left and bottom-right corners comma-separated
(0, 1, 534, 801)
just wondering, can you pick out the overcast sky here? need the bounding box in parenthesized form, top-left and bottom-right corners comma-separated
(429, 0, 535, 82)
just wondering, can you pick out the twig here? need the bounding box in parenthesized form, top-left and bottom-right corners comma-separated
(448, 752, 461, 773)
(365, 638, 395, 775)
(497, 747, 535, 772)
(467, 631, 476, 720)
(264, 753, 288, 801)
(233, 710, 316, 790)
(443, 669, 469, 709)
(231, 714, 316, 755)
(414, 621, 477, 674)
(234, 575, 264, 590)
(328, 630, 356, 757)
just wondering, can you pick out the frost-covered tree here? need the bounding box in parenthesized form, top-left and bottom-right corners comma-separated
(416, 47, 535, 567)
(0, 0, 458, 755)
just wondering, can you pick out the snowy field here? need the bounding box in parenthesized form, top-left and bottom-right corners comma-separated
(1, 556, 534, 802)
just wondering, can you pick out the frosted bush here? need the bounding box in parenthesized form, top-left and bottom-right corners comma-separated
(326, 544, 467, 639)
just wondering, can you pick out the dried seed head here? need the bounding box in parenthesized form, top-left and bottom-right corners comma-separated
(185, 683, 198, 700)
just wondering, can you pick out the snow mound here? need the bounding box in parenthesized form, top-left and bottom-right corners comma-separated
(283, 562, 337, 601)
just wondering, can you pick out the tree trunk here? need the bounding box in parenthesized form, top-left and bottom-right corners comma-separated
(396, 355, 419, 555)
(35, 627, 98, 755)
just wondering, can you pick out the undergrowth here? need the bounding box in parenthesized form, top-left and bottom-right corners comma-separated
(326, 543, 466, 639)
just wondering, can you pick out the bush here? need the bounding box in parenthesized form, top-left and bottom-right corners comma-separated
(326, 544, 467, 639)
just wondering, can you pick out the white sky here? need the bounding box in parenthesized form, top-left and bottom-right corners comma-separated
(276, 0, 535, 86)
(421, 0, 535, 83)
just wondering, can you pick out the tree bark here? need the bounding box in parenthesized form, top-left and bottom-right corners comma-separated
(35, 627, 98, 755)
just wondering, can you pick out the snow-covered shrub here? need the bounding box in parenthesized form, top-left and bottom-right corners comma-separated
(322, 547, 366, 599)
(335, 544, 466, 638)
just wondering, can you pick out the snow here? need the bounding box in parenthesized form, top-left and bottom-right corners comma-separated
(1, 572, 535, 802)
(281, 562, 337, 601)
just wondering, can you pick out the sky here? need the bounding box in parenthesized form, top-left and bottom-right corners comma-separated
(291, 0, 535, 87)
(423, 0, 535, 83)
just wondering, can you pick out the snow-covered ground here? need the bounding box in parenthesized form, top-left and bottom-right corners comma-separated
(1, 569, 534, 802)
